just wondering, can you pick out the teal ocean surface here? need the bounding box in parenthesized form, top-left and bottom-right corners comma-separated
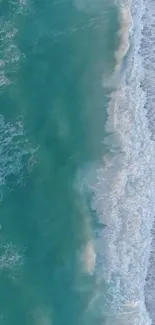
(1, 0, 155, 325)
(0, 1, 119, 324)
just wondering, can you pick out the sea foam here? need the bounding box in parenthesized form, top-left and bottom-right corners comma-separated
(140, 0, 155, 323)
(89, 0, 155, 324)
(0, 115, 37, 201)
(0, 0, 28, 89)
(0, 243, 23, 271)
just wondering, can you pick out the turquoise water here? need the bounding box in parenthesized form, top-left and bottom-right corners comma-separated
(0, 1, 120, 324)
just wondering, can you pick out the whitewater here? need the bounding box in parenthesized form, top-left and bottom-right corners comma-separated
(86, 0, 155, 324)
(1, 0, 155, 324)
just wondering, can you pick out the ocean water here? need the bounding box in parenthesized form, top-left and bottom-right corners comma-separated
(0, 0, 119, 324)
(0, 0, 155, 325)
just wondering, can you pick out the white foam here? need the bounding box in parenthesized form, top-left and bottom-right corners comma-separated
(138, 2, 155, 324)
(0, 0, 28, 89)
(145, 223, 155, 324)
(0, 243, 23, 271)
(88, 0, 155, 324)
(0, 115, 37, 200)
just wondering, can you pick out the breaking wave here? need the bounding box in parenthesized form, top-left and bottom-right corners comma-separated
(83, 0, 155, 324)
